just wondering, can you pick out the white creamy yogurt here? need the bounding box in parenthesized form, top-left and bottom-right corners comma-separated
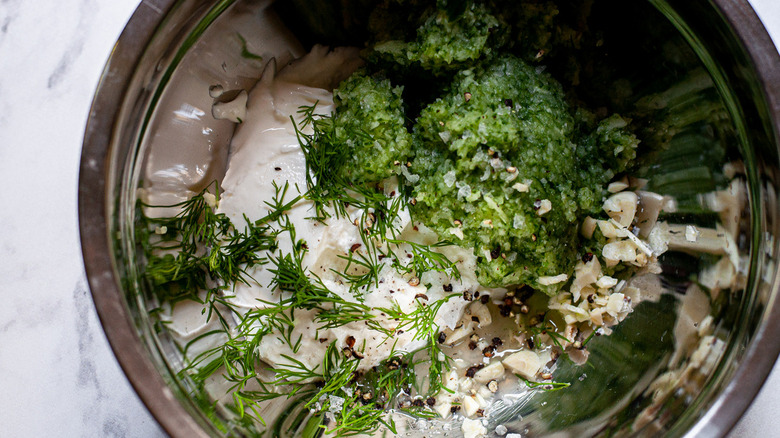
(212, 46, 484, 374)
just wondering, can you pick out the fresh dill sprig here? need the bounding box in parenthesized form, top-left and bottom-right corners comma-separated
(527, 319, 570, 350)
(236, 33, 263, 61)
(294, 102, 461, 284)
(516, 374, 571, 392)
(138, 182, 288, 304)
(264, 214, 390, 335)
(269, 342, 392, 437)
(377, 294, 458, 395)
(385, 238, 461, 280)
(139, 101, 469, 436)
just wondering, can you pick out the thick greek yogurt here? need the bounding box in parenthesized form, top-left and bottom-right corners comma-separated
(175, 46, 499, 377)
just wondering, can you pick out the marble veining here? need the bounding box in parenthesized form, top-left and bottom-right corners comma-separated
(74, 282, 101, 391)
(0, 0, 777, 437)
(0, 0, 164, 436)
(1, 0, 20, 35)
(47, 0, 94, 89)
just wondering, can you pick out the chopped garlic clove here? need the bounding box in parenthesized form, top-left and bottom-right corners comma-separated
(536, 199, 552, 216)
(462, 395, 481, 416)
(590, 308, 605, 325)
(444, 321, 474, 345)
(459, 376, 474, 393)
(434, 402, 452, 419)
(606, 293, 626, 316)
(469, 301, 493, 327)
(648, 222, 670, 255)
(596, 275, 619, 289)
(449, 227, 465, 240)
(538, 273, 568, 286)
(635, 191, 665, 238)
(607, 180, 630, 193)
(602, 240, 637, 266)
(597, 220, 619, 239)
(502, 351, 542, 379)
(570, 258, 602, 300)
(512, 182, 530, 192)
(581, 216, 597, 239)
(473, 361, 505, 384)
(603, 192, 638, 228)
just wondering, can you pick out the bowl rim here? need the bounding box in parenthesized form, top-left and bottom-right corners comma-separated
(79, 0, 209, 436)
(680, 1, 780, 436)
(78, 1, 780, 437)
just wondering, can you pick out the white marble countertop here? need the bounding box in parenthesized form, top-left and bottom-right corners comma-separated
(0, 1, 778, 436)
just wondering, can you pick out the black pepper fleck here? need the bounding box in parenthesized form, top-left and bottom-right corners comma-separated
(465, 365, 484, 378)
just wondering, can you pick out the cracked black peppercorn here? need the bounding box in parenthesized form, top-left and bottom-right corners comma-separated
(465, 365, 484, 377)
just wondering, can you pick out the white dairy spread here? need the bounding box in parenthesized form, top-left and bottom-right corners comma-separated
(204, 45, 497, 374)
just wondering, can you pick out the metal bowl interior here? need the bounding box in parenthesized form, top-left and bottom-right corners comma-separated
(79, 0, 780, 437)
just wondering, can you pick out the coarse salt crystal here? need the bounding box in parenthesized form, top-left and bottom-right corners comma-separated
(443, 170, 457, 188)
(685, 225, 700, 242)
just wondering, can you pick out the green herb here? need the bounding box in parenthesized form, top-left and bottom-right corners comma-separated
(137, 184, 281, 318)
(516, 374, 571, 392)
(138, 178, 456, 435)
(377, 294, 458, 394)
(293, 102, 461, 283)
(581, 329, 597, 347)
(527, 319, 570, 350)
(236, 33, 263, 61)
(385, 239, 461, 281)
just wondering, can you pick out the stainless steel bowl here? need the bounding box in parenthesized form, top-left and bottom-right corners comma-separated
(79, 1, 780, 436)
